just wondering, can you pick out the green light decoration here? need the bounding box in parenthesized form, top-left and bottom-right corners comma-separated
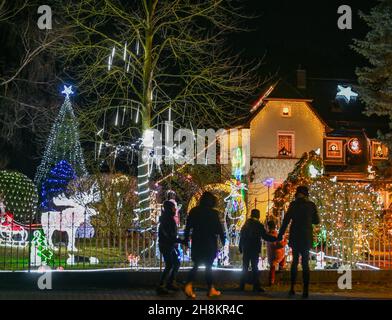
(222, 147, 247, 262)
(31, 229, 54, 266)
(34, 85, 87, 195)
(313, 225, 327, 248)
(0, 171, 38, 223)
(231, 147, 247, 205)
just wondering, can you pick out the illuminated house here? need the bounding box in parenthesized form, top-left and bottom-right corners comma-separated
(240, 70, 390, 218)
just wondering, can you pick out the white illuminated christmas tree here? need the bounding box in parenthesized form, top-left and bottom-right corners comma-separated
(34, 85, 87, 194)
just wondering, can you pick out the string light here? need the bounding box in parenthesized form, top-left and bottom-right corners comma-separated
(123, 42, 127, 61)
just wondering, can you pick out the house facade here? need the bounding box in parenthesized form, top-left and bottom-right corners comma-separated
(239, 70, 391, 219)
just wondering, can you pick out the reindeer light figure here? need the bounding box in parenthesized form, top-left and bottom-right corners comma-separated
(41, 183, 100, 252)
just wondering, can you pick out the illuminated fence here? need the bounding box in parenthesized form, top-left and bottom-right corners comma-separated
(306, 214, 392, 270)
(0, 215, 391, 271)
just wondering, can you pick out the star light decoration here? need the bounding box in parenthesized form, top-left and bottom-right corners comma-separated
(61, 85, 74, 99)
(336, 85, 358, 103)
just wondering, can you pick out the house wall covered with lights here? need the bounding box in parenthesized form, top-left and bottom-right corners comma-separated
(234, 70, 392, 220)
(247, 99, 326, 218)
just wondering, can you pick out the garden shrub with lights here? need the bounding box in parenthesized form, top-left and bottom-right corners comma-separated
(273, 150, 383, 268)
(0, 170, 38, 223)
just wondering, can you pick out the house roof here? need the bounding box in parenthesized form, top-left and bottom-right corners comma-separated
(246, 74, 389, 139)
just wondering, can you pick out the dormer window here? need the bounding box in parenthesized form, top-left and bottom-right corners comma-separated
(282, 106, 291, 117)
(372, 141, 388, 160)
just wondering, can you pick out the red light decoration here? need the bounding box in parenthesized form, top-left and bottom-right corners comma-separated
(250, 85, 275, 112)
(348, 138, 362, 154)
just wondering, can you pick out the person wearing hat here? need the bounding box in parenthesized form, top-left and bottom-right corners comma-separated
(238, 209, 277, 292)
(278, 185, 320, 298)
(157, 200, 183, 294)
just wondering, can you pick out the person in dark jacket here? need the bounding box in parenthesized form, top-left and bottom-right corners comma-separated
(157, 200, 182, 294)
(239, 209, 277, 292)
(183, 192, 225, 299)
(278, 185, 320, 298)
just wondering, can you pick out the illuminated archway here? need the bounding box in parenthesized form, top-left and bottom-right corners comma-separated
(187, 180, 247, 238)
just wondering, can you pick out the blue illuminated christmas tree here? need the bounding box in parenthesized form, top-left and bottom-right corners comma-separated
(40, 160, 76, 210)
(35, 85, 87, 194)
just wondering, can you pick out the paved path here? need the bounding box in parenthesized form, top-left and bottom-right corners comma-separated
(1, 284, 390, 300)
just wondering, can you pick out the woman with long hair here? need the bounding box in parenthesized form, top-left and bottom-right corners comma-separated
(183, 192, 225, 298)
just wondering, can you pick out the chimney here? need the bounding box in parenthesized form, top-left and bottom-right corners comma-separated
(297, 68, 306, 90)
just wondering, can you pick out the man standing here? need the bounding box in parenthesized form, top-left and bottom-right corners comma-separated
(278, 186, 320, 298)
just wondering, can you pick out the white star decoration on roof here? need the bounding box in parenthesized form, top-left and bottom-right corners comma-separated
(336, 85, 358, 102)
(61, 85, 74, 99)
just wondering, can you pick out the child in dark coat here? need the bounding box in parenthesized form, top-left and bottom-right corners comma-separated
(239, 209, 276, 292)
(157, 201, 183, 294)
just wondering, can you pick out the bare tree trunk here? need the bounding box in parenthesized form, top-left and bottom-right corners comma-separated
(137, 0, 157, 231)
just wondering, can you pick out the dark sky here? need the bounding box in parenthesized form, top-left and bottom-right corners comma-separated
(1, 0, 381, 177)
(236, 0, 378, 79)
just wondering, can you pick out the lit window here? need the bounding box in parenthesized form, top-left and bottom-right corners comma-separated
(277, 132, 295, 157)
(372, 141, 388, 160)
(326, 140, 343, 159)
(282, 106, 291, 117)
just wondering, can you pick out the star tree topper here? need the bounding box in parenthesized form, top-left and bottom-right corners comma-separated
(61, 85, 74, 99)
(336, 85, 358, 103)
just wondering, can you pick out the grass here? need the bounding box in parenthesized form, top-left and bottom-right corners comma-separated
(0, 238, 161, 271)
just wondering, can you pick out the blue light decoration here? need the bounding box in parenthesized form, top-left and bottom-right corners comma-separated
(263, 177, 275, 188)
(40, 160, 76, 210)
(75, 221, 95, 239)
(336, 85, 358, 103)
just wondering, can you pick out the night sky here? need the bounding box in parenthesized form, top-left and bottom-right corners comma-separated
(1, 0, 381, 177)
(237, 0, 378, 79)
